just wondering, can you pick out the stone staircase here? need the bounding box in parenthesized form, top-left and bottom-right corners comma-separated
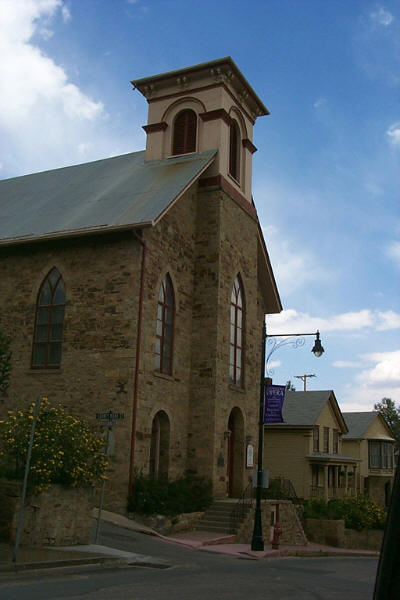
(196, 500, 252, 536)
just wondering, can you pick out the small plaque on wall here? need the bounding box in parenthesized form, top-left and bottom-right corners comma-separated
(246, 444, 254, 468)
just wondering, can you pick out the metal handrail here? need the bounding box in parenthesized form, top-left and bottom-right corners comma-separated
(230, 481, 254, 534)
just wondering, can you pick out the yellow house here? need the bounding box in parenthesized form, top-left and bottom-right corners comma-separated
(264, 391, 359, 501)
(342, 411, 395, 507)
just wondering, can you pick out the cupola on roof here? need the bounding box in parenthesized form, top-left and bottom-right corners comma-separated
(132, 57, 269, 203)
(131, 56, 269, 121)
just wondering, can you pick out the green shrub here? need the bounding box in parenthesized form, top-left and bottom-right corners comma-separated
(303, 495, 386, 531)
(128, 473, 212, 516)
(0, 398, 108, 493)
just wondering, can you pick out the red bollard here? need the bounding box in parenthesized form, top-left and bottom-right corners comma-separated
(271, 521, 282, 549)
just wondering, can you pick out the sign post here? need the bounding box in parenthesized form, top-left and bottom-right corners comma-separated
(13, 396, 41, 563)
(94, 411, 124, 543)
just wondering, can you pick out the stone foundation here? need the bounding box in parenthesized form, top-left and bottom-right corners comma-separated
(0, 481, 94, 546)
(305, 518, 383, 551)
(128, 511, 204, 535)
(236, 500, 308, 546)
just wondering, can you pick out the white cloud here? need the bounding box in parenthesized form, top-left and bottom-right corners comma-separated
(370, 7, 394, 26)
(332, 361, 363, 368)
(387, 122, 400, 146)
(262, 225, 327, 296)
(313, 97, 327, 110)
(61, 4, 70, 22)
(266, 308, 400, 335)
(385, 241, 400, 267)
(0, 0, 135, 176)
(359, 350, 400, 386)
(339, 350, 400, 410)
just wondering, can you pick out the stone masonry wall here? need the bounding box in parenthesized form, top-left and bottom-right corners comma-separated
(0, 180, 271, 512)
(305, 518, 383, 551)
(188, 187, 264, 498)
(0, 231, 142, 513)
(236, 500, 308, 546)
(0, 481, 94, 546)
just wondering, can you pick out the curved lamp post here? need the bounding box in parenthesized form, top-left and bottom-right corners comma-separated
(266, 330, 324, 375)
(251, 326, 324, 551)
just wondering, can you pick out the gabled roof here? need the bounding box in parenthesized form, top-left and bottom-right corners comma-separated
(0, 150, 216, 246)
(266, 390, 348, 433)
(342, 411, 395, 440)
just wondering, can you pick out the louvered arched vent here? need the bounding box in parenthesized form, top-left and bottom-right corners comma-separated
(172, 109, 197, 155)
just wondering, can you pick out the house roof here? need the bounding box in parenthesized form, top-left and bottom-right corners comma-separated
(342, 411, 394, 440)
(0, 150, 216, 246)
(265, 390, 348, 433)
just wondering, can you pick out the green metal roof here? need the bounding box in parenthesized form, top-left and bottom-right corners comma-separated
(0, 150, 216, 245)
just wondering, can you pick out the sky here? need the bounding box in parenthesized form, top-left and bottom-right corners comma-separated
(0, 0, 399, 412)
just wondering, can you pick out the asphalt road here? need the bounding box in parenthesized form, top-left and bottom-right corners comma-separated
(0, 521, 378, 600)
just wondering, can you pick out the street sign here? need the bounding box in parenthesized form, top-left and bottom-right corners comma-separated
(96, 411, 125, 420)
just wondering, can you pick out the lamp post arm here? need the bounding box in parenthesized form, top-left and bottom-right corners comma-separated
(267, 331, 320, 338)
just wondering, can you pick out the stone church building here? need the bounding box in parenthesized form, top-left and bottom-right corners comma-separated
(0, 57, 281, 510)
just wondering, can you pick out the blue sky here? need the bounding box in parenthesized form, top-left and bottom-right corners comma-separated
(0, 0, 399, 411)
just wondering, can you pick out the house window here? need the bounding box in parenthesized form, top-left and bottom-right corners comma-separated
(229, 275, 245, 386)
(228, 120, 240, 181)
(172, 109, 197, 155)
(333, 429, 339, 454)
(323, 427, 329, 453)
(32, 267, 65, 368)
(368, 441, 393, 468)
(155, 274, 174, 374)
(313, 425, 319, 452)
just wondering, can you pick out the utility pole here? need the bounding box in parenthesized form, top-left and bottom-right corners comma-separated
(294, 374, 316, 391)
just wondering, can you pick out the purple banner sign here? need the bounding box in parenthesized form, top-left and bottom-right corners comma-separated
(264, 384, 286, 424)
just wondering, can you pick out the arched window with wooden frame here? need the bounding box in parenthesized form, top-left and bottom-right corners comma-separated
(229, 119, 240, 182)
(155, 274, 175, 374)
(229, 275, 245, 386)
(172, 109, 197, 155)
(32, 267, 65, 368)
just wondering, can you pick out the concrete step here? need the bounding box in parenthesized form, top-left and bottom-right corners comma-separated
(203, 510, 232, 519)
(196, 524, 233, 534)
(199, 518, 232, 528)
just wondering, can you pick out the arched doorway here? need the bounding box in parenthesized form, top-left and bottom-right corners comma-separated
(226, 407, 245, 497)
(149, 411, 170, 481)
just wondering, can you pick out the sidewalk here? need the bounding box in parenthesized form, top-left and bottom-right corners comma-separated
(0, 510, 379, 574)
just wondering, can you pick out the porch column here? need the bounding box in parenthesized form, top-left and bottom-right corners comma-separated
(353, 465, 357, 495)
(344, 465, 348, 495)
(334, 465, 339, 492)
(324, 465, 329, 501)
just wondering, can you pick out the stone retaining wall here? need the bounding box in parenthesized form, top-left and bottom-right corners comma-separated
(236, 500, 308, 546)
(305, 518, 383, 551)
(0, 481, 94, 546)
(128, 511, 204, 535)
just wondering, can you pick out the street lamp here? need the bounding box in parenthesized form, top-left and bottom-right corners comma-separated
(251, 326, 324, 551)
(266, 330, 324, 375)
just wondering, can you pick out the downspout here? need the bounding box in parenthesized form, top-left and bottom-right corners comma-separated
(129, 229, 146, 493)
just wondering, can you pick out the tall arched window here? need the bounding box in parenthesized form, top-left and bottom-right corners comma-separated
(229, 275, 244, 386)
(155, 274, 175, 374)
(32, 267, 65, 368)
(229, 120, 240, 181)
(172, 109, 197, 155)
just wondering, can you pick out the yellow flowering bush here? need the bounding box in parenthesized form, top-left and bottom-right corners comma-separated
(0, 398, 108, 493)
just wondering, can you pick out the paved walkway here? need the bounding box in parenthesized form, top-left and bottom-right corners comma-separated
(0, 509, 379, 573)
